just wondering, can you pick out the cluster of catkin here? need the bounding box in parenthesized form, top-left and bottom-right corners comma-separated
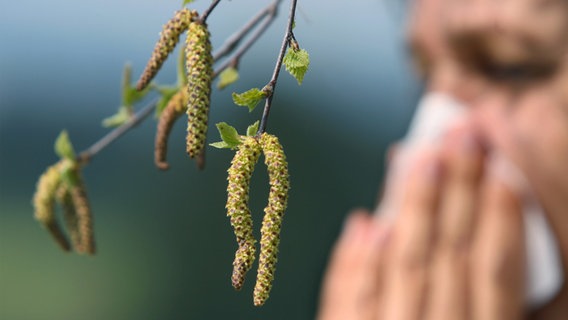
(32, 160, 95, 255)
(136, 8, 213, 170)
(226, 134, 290, 306)
(135, 8, 291, 306)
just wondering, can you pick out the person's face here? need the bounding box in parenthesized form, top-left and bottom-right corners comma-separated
(408, 0, 568, 277)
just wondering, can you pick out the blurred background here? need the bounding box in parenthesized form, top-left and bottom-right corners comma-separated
(0, 0, 421, 319)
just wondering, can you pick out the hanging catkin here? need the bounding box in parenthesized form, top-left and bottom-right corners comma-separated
(33, 162, 71, 251)
(185, 20, 213, 161)
(68, 169, 96, 255)
(56, 185, 81, 251)
(136, 9, 197, 91)
(253, 133, 290, 306)
(155, 89, 189, 170)
(226, 136, 262, 290)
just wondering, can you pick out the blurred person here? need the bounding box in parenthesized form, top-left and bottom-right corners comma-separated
(317, 0, 568, 319)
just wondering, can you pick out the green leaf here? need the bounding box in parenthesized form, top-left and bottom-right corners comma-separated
(212, 122, 242, 149)
(102, 107, 132, 128)
(182, 0, 195, 6)
(156, 86, 180, 116)
(125, 85, 152, 107)
(209, 141, 231, 149)
(217, 67, 239, 90)
(246, 121, 259, 137)
(232, 88, 266, 112)
(121, 63, 153, 109)
(121, 63, 133, 106)
(283, 48, 310, 85)
(54, 130, 76, 160)
(105, 63, 153, 128)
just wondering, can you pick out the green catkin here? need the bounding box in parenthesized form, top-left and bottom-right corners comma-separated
(56, 185, 81, 252)
(155, 89, 189, 170)
(185, 20, 213, 162)
(33, 162, 71, 251)
(68, 170, 96, 255)
(136, 9, 197, 91)
(254, 133, 290, 306)
(226, 137, 262, 290)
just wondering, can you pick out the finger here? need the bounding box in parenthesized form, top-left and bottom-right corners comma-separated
(471, 172, 525, 320)
(374, 143, 402, 212)
(318, 210, 390, 320)
(426, 127, 485, 320)
(381, 150, 442, 320)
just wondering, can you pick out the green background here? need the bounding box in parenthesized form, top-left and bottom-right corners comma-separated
(0, 0, 421, 319)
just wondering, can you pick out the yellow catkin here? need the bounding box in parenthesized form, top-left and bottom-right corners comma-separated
(226, 136, 262, 290)
(69, 170, 96, 255)
(253, 133, 290, 306)
(185, 20, 213, 161)
(155, 89, 189, 170)
(56, 185, 81, 252)
(33, 162, 71, 251)
(136, 9, 197, 91)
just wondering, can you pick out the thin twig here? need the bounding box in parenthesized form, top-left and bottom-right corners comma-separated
(213, 3, 279, 78)
(212, 0, 281, 62)
(200, 0, 222, 23)
(257, 0, 298, 135)
(77, 98, 158, 164)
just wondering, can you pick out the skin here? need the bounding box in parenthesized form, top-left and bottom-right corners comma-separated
(445, 2, 568, 315)
(318, 129, 526, 320)
(318, 0, 568, 318)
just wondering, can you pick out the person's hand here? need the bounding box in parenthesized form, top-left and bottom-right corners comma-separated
(318, 128, 527, 320)
(472, 74, 568, 318)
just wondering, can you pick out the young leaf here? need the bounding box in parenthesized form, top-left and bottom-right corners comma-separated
(217, 67, 239, 90)
(125, 85, 153, 107)
(122, 63, 153, 108)
(283, 48, 310, 85)
(103, 64, 153, 128)
(213, 122, 243, 149)
(232, 88, 266, 112)
(182, 0, 195, 6)
(156, 86, 180, 116)
(54, 131, 76, 160)
(210, 141, 231, 149)
(102, 107, 131, 128)
(247, 121, 259, 137)
(121, 63, 134, 106)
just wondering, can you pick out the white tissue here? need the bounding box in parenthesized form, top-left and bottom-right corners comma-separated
(375, 92, 563, 308)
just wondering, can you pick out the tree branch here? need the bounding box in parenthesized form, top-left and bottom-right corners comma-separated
(200, 0, 222, 23)
(257, 0, 298, 135)
(77, 98, 158, 165)
(212, 0, 281, 63)
(213, 1, 280, 78)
